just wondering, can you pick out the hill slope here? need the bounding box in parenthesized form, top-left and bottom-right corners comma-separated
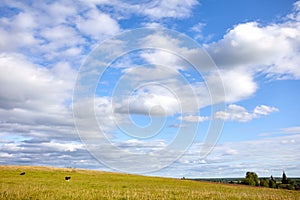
(0, 166, 299, 200)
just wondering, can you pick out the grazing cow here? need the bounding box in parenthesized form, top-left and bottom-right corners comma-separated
(65, 176, 71, 181)
(20, 172, 25, 175)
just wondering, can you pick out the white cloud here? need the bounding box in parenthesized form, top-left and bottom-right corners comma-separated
(260, 126, 300, 136)
(136, 4, 300, 110)
(122, 64, 179, 80)
(0, 0, 201, 174)
(140, 50, 185, 70)
(206, 17, 300, 79)
(111, 65, 201, 116)
(151, 133, 300, 178)
(207, 22, 292, 67)
(0, 139, 102, 169)
(214, 104, 252, 122)
(38, 24, 85, 60)
(64, 47, 82, 57)
(214, 104, 278, 122)
(151, 130, 300, 178)
(141, 32, 182, 50)
(141, 22, 165, 28)
(190, 22, 213, 41)
(76, 9, 120, 39)
(0, 0, 121, 63)
(0, 52, 77, 148)
(191, 22, 206, 34)
(253, 105, 279, 116)
(40, 25, 78, 42)
(205, 69, 257, 103)
(94, 96, 124, 133)
(0, 54, 66, 110)
(142, 0, 198, 19)
(0, 12, 40, 52)
(45, 1, 77, 24)
(87, 0, 199, 20)
(139, 32, 216, 72)
(288, 1, 300, 21)
(282, 126, 300, 134)
(168, 124, 187, 128)
(197, 3, 300, 107)
(116, 90, 180, 116)
(179, 115, 209, 123)
(117, 139, 166, 153)
(13, 11, 37, 30)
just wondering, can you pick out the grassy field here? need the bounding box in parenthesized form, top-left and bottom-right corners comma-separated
(1, 166, 299, 200)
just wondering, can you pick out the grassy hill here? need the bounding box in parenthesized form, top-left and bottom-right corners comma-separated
(1, 166, 299, 200)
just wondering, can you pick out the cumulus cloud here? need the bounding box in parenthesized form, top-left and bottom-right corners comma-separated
(0, 0, 121, 64)
(0, 53, 71, 110)
(140, 50, 185, 71)
(214, 104, 278, 122)
(205, 69, 257, 103)
(206, 9, 300, 79)
(76, 9, 120, 39)
(253, 105, 279, 116)
(139, 32, 218, 72)
(40, 25, 80, 43)
(116, 90, 180, 116)
(111, 64, 201, 116)
(0, 12, 39, 52)
(137, 32, 262, 108)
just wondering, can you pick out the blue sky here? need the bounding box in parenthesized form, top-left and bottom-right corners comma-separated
(0, 0, 300, 178)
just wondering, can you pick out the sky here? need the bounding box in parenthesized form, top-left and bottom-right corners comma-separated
(0, 0, 300, 178)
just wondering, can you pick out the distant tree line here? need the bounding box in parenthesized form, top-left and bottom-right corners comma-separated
(242, 171, 298, 190)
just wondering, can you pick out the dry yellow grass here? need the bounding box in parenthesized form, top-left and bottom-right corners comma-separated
(1, 165, 299, 199)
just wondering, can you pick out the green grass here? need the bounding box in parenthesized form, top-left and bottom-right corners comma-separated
(1, 166, 299, 199)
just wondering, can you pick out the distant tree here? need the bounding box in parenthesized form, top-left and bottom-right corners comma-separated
(269, 175, 277, 188)
(288, 179, 295, 186)
(243, 172, 259, 186)
(279, 172, 296, 190)
(282, 171, 288, 184)
(287, 179, 296, 190)
(287, 184, 295, 190)
(270, 175, 275, 182)
(278, 182, 295, 190)
(260, 178, 269, 187)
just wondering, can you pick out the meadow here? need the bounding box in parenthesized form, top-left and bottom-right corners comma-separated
(1, 165, 299, 200)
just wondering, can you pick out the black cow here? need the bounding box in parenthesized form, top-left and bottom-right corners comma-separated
(65, 176, 71, 181)
(20, 172, 25, 175)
